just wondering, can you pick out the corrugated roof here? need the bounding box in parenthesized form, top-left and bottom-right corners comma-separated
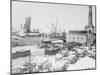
(69, 30, 87, 34)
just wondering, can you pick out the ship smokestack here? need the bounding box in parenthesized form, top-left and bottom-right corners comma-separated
(24, 17, 31, 33)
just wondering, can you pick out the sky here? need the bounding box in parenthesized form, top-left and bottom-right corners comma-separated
(12, 1, 96, 33)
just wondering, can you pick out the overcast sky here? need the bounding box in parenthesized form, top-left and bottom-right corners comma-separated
(12, 1, 95, 33)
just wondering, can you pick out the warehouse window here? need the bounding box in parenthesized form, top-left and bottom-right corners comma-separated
(77, 37, 79, 39)
(81, 38, 84, 39)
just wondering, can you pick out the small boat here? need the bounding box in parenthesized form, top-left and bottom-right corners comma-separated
(12, 50, 31, 59)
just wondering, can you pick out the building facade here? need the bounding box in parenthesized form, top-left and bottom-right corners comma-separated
(66, 6, 96, 46)
(66, 31, 87, 45)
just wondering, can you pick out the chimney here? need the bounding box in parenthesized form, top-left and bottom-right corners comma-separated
(88, 6, 93, 26)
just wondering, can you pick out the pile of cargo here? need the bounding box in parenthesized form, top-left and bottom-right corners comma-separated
(12, 46, 96, 74)
(73, 46, 96, 59)
(12, 49, 79, 74)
